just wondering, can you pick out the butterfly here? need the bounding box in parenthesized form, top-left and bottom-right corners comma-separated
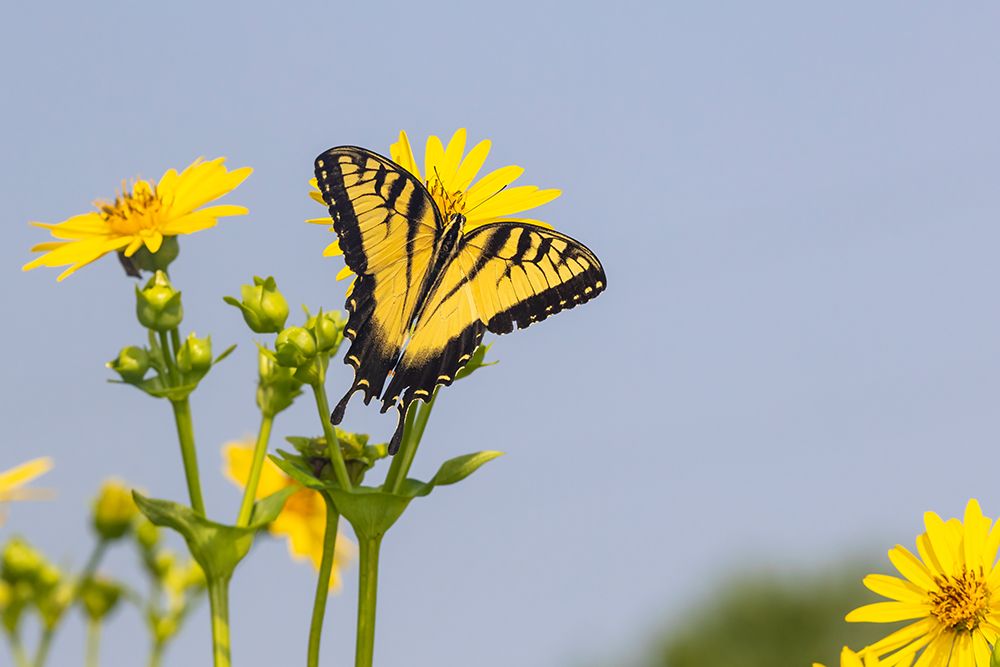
(314, 146, 606, 454)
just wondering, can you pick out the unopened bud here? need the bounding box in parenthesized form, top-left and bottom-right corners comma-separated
(224, 276, 289, 334)
(136, 271, 183, 332)
(307, 310, 346, 353)
(274, 327, 317, 368)
(92, 480, 138, 541)
(108, 346, 150, 383)
(176, 333, 212, 375)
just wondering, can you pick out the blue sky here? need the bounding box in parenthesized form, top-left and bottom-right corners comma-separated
(4, 2, 1000, 665)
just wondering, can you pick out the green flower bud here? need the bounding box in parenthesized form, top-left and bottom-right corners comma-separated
(152, 551, 176, 580)
(135, 517, 160, 552)
(256, 348, 303, 416)
(224, 276, 289, 334)
(176, 333, 212, 375)
(136, 271, 183, 332)
(36, 580, 72, 630)
(108, 346, 150, 383)
(80, 577, 123, 621)
(129, 236, 180, 274)
(1, 538, 44, 584)
(274, 326, 317, 368)
(92, 480, 138, 541)
(0, 581, 9, 611)
(152, 613, 179, 642)
(306, 309, 347, 353)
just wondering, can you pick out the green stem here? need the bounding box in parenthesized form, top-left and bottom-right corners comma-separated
(384, 391, 438, 494)
(33, 629, 54, 667)
(157, 330, 178, 384)
(354, 535, 383, 667)
(235, 413, 274, 527)
(6, 632, 30, 667)
(310, 380, 353, 491)
(169, 328, 182, 361)
(73, 539, 108, 603)
(306, 501, 341, 667)
(207, 577, 231, 667)
(85, 619, 100, 667)
(148, 641, 164, 667)
(170, 398, 206, 516)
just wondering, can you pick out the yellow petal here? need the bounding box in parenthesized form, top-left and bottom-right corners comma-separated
(336, 265, 353, 281)
(923, 511, 957, 574)
(466, 186, 561, 220)
(913, 631, 951, 667)
(453, 139, 492, 191)
(323, 240, 343, 257)
(846, 601, 929, 623)
(964, 498, 988, 570)
(464, 165, 524, 206)
(439, 128, 467, 186)
(307, 217, 331, 225)
(390, 130, 421, 180)
(424, 133, 445, 185)
(864, 617, 936, 655)
(221, 442, 287, 499)
(889, 545, 936, 591)
(0, 458, 53, 493)
(916, 532, 946, 579)
(972, 629, 992, 667)
(863, 574, 927, 604)
(144, 232, 163, 254)
(31, 212, 108, 240)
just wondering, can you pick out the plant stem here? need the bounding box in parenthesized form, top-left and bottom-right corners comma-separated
(170, 398, 206, 516)
(306, 501, 341, 667)
(85, 619, 100, 667)
(158, 330, 178, 384)
(354, 535, 383, 667)
(384, 391, 438, 494)
(33, 629, 54, 667)
(77, 540, 108, 592)
(207, 577, 232, 667)
(6, 632, 30, 667)
(310, 381, 352, 491)
(235, 413, 274, 527)
(148, 641, 164, 667)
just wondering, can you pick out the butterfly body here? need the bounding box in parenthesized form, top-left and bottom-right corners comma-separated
(315, 146, 606, 453)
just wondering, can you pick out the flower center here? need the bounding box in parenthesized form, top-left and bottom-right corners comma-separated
(929, 569, 990, 630)
(99, 180, 162, 235)
(427, 177, 466, 220)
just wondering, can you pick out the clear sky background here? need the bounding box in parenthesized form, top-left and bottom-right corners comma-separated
(4, 2, 1000, 666)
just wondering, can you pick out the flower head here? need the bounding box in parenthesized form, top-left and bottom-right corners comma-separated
(847, 498, 1000, 666)
(222, 441, 354, 590)
(24, 158, 251, 281)
(0, 458, 53, 526)
(309, 128, 561, 281)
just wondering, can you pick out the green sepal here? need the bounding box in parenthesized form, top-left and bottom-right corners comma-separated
(991, 640, 1000, 667)
(454, 343, 497, 381)
(132, 487, 295, 581)
(214, 343, 237, 365)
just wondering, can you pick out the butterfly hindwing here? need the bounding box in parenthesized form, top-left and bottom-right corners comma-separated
(382, 222, 607, 433)
(313, 147, 445, 421)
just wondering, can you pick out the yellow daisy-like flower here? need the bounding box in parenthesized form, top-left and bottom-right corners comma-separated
(0, 457, 53, 526)
(814, 646, 885, 667)
(308, 128, 561, 281)
(24, 157, 252, 281)
(847, 499, 1000, 666)
(222, 442, 354, 590)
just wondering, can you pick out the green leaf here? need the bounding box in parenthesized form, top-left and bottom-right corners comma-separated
(132, 487, 294, 581)
(430, 451, 504, 486)
(270, 452, 327, 491)
(326, 487, 414, 540)
(454, 343, 498, 381)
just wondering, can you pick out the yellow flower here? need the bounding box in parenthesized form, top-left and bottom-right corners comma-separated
(308, 128, 561, 281)
(814, 646, 885, 667)
(847, 499, 1000, 666)
(0, 457, 53, 526)
(24, 158, 252, 281)
(222, 441, 354, 590)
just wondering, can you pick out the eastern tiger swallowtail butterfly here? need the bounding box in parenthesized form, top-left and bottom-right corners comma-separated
(314, 145, 606, 454)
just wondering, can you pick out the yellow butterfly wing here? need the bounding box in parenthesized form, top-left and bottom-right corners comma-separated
(313, 146, 445, 422)
(381, 222, 606, 451)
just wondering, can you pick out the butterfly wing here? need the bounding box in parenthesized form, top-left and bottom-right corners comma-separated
(313, 146, 445, 421)
(381, 221, 606, 451)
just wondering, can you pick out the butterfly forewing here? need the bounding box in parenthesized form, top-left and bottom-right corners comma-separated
(314, 147, 445, 418)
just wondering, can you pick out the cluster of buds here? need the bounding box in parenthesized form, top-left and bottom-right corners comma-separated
(109, 271, 232, 399)
(285, 430, 387, 487)
(225, 275, 347, 387)
(1, 537, 72, 633)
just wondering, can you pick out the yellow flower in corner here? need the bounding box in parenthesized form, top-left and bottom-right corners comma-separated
(24, 158, 252, 281)
(847, 499, 1000, 666)
(813, 646, 885, 667)
(0, 457, 53, 525)
(222, 442, 354, 590)
(308, 128, 561, 281)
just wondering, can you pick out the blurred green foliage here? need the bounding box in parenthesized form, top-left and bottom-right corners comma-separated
(647, 565, 901, 667)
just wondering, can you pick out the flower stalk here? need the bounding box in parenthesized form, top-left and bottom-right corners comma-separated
(306, 501, 341, 667)
(354, 535, 383, 667)
(309, 366, 352, 492)
(235, 414, 274, 527)
(170, 398, 205, 516)
(208, 577, 232, 667)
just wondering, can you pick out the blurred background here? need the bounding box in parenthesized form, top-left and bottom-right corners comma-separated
(3, 2, 1000, 665)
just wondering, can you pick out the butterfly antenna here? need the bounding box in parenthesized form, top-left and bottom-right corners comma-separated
(464, 184, 508, 216)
